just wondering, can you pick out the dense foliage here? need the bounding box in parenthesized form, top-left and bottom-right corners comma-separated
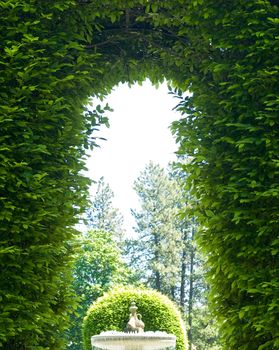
(0, 1, 112, 348)
(1, 0, 278, 348)
(191, 307, 221, 350)
(0, 1, 150, 347)
(82, 286, 187, 350)
(66, 230, 129, 350)
(170, 1, 279, 349)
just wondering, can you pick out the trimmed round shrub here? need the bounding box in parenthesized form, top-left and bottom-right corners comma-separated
(82, 286, 187, 350)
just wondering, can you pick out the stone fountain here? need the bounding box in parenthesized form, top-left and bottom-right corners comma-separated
(91, 302, 176, 350)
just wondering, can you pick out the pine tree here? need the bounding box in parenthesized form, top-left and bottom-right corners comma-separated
(87, 177, 125, 241)
(128, 162, 182, 297)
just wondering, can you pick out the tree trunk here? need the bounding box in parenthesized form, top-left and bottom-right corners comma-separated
(188, 223, 196, 350)
(154, 232, 161, 291)
(180, 230, 188, 308)
(170, 286, 176, 300)
(155, 270, 161, 291)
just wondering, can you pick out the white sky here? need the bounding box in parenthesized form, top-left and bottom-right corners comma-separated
(86, 79, 180, 235)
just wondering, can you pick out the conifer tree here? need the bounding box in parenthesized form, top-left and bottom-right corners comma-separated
(87, 177, 125, 241)
(128, 162, 182, 296)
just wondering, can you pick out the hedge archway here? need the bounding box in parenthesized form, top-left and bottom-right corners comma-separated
(1, 1, 278, 349)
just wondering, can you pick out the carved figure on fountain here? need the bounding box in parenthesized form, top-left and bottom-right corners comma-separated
(125, 302, 145, 333)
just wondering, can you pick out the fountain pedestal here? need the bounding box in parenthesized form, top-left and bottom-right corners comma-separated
(91, 331, 176, 350)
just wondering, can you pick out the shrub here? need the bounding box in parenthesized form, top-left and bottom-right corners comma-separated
(82, 286, 187, 350)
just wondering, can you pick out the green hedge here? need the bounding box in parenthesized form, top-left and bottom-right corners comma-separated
(170, 1, 279, 348)
(82, 286, 187, 350)
(2, 1, 278, 348)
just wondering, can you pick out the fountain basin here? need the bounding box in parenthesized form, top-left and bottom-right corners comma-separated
(91, 331, 176, 350)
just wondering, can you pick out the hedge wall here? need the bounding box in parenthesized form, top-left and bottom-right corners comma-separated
(170, 1, 279, 349)
(82, 286, 187, 350)
(0, 1, 177, 347)
(0, 1, 113, 348)
(1, 0, 278, 349)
